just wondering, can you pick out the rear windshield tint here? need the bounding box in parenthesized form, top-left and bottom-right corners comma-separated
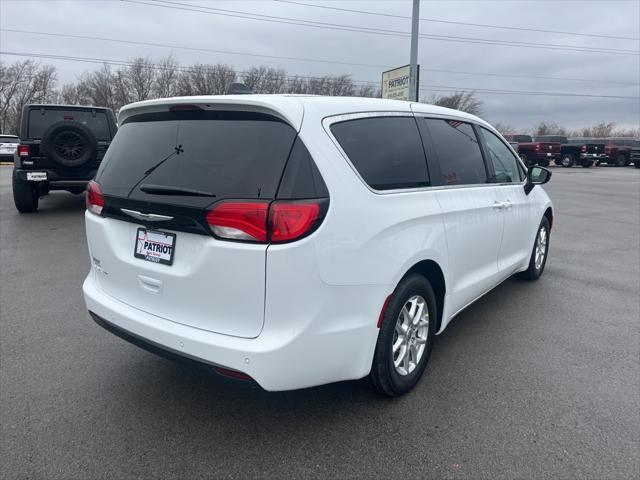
(0, 136, 19, 143)
(96, 110, 298, 202)
(27, 109, 111, 141)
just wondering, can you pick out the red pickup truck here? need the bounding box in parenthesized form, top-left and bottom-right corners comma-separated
(503, 134, 561, 167)
(569, 138, 634, 167)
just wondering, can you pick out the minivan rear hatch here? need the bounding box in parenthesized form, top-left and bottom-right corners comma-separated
(88, 107, 300, 338)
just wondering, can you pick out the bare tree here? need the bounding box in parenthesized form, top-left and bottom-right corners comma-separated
(534, 122, 566, 136)
(0, 60, 58, 134)
(355, 84, 380, 98)
(242, 66, 287, 94)
(177, 63, 236, 95)
(80, 64, 116, 111)
(154, 55, 179, 98)
(126, 57, 156, 102)
(573, 122, 616, 138)
(429, 91, 482, 115)
(492, 123, 517, 135)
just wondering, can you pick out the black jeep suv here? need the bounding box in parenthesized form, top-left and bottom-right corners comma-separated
(12, 104, 117, 213)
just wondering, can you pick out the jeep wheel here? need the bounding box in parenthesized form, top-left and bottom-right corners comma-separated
(581, 160, 593, 168)
(614, 154, 626, 167)
(560, 154, 575, 168)
(538, 159, 550, 167)
(12, 170, 39, 213)
(519, 153, 530, 166)
(41, 121, 98, 168)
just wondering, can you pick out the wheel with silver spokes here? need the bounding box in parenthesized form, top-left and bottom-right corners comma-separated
(370, 274, 437, 396)
(392, 295, 429, 376)
(519, 215, 550, 281)
(534, 226, 548, 271)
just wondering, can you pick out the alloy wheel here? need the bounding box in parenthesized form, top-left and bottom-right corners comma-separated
(392, 295, 429, 376)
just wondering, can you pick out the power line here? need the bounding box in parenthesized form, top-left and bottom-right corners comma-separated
(275, 0, 640, 42)
(4, 28, 635, 86)
(3, 50, 637, 101)
(0, 28, 389, 69)
(125, 0, 640, 56)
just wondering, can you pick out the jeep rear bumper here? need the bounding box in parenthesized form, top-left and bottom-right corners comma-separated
(14, 168, 97, 189)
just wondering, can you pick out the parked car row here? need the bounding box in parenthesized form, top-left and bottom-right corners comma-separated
(504, 134, 639, 168)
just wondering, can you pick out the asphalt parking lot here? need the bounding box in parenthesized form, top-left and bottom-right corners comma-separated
(1, 165, 638, 479)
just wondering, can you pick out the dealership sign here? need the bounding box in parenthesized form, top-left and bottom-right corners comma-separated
(381, 65, 419, 101)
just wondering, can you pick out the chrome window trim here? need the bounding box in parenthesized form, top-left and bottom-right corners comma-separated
(323, 111, 527, 195)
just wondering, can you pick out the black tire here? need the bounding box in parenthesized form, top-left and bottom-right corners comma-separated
(635, 161, 640, 169)
(41, 121, 97, 168)
(614, 154, 626, 167)
(12, 170, 39, 213)
(560, 154, 575, 168)
(581, 160, 593, 168)
(538, 159, 550, 167)
(370, 274, 437, 397)
(518, 216, 550, 281)
(519, 153, 530, 166)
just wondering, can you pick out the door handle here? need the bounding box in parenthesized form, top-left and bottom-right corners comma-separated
(493, 201, 506, 209)
(503, 201, 513, 209)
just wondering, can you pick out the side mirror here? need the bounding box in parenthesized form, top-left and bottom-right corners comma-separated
(524, 165, 551, 195)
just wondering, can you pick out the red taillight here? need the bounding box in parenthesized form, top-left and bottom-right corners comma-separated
(270, 202, 320, 242)
(535, 144, 541, 152)
(206, 200, 324, 243)
(206, 202, 269, 242)
(18, 145, 29, 157)
(86, 180, 105, 215)
(580, 144, 587, 153)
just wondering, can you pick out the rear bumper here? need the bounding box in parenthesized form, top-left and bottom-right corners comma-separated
(580, 153, 608, 160)
(15, 168, 97, 189)
(83, 273, 380, 391)
(534, 153, 560, 161)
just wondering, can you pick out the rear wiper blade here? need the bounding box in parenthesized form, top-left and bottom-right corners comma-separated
(139, 184, 216, 197)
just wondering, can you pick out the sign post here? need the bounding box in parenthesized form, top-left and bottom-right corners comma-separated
(382, 64, 420, 101)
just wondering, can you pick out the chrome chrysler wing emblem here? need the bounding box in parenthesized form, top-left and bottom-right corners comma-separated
(121, 208, 174, 222)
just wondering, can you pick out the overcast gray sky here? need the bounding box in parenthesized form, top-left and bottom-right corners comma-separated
(1, 0, 639, 130)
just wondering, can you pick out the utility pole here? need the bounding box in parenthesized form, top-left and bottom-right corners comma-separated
(408, 0, 420, 102)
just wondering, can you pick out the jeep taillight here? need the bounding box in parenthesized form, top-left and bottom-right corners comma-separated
(86, 180, 105, 216)
(535, 144, 540, 152)
(580, 145, 587, 153)
(18, 145, 29, 158)
(206, 200, 325, 243)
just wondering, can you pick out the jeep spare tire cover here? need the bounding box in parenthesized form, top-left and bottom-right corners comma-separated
(41, 120, 98, 167)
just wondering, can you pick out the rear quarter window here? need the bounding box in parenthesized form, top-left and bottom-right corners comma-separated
(330, 116, 430, 190)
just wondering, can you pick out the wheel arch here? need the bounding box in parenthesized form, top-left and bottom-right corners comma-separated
(401, 260, 446, 334)
(543, 206, 554, 230)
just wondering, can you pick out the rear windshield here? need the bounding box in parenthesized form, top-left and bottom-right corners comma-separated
(512, 135, 532, 143)
(0, 136, 19, 143)
(96, 110, 297, 201)
(27, 109, 111, 141)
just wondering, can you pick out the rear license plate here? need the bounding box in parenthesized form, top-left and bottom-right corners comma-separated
(26, 172, 47, 181)
(134, 228, 176, 266)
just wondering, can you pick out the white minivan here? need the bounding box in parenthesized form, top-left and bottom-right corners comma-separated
(83, 95, 553, 396)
